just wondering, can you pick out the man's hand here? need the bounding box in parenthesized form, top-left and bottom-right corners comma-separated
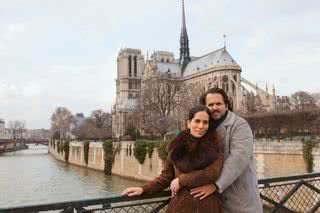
(190, 184, 216, 200)
(122, 187, 143, 197)
(170, 178, 180, 197)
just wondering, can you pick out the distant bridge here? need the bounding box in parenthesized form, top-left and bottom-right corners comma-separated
(0, 139, 49, 146)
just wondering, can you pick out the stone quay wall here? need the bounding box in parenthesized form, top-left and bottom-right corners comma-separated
(49, 140, 320, 181)
(254, 139, 320, 155)
(0, 141, 28, 154)
(49, 141, 163, 181)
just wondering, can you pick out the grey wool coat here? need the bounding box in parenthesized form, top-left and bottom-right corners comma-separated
(215, 111, 263, 213)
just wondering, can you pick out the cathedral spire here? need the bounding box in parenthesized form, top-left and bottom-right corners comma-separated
(179, 0, 191, 72)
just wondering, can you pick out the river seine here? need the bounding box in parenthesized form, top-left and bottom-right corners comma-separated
(0, 145, 142, 208)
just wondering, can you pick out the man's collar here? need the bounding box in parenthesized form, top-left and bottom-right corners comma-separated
(221, 110, 235, 127)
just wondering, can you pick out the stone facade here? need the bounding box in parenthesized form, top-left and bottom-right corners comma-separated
(0, 119, 5, 138)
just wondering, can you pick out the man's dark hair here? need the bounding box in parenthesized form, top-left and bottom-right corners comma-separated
(199, 88, 233, 111)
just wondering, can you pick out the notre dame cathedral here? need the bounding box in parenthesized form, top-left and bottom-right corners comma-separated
(112, 0, 278, 138)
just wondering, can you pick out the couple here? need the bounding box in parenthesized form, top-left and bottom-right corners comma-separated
(122, 88, 263, 213)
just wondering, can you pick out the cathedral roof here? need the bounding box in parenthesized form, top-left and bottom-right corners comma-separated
(183, 48, 239, 76)
(155, 62, 181, 76)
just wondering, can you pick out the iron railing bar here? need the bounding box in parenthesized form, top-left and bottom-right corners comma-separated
(0, 191, 171, 213)
(108, 197, 170, 209)
(62, 206, 75, 213)
(259, 194, 294, 213)
(150, 198, 170, 213)
(259, 178, 320, 189)
(309, 199, 320, 213)
(304, 182, 320, 194)
(271, 180, 304, 213)
(258, 172, 320, 185)
(75, 206, 87, 213)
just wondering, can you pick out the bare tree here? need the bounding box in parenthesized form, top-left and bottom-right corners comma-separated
(72, 110, 112, 140)
(291, 91, 318, 111)
(245, 110, 320, 140)
(51, 107, 74, 139)
(177, 82, 206, 122)
(88, 110, 112, 129)
(141, 76, 182, 139)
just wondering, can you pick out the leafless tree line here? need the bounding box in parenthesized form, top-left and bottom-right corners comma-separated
(245, 109, 320, 140)
(244, 91, 320, 140)
(50, 107, 112, 140)
(137, 77, 320, 140)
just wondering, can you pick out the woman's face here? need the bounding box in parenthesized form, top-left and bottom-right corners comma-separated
(187, 111, 209, 138)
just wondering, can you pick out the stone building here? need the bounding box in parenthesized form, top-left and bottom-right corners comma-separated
(0, 119, 5, 134)
(112, 0, 277, 138)
(0, 119, 10, 139)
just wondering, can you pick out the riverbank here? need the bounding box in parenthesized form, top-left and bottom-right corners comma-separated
(49, 139, 320, 181)
(0, 141, 28, 154)
(49, 141, 162, 181)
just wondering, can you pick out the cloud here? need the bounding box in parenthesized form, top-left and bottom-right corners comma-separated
(0, 23, 29, 58)
(0, 23, 29, 40)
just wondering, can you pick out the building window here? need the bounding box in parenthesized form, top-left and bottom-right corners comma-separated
(134, 55, 137, 77)
(222, 75, 228, 82)
(223, 82, 228, 92)
(128, 56, 132, 77)
(233, 75, 237, 82)
(232, 82, 236, 95)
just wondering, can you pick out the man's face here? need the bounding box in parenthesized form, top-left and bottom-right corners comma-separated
(205, 93, 227, 120)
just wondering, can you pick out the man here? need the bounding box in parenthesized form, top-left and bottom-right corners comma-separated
(191, 88, 263, 213)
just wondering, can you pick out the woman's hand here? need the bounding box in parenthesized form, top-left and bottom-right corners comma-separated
(170, 178, 180, 197)
(190, 184, 216, 200)
(122, 187, 144, 197)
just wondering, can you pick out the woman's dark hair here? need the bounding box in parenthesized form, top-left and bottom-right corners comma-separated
(188, 105, 211, 120)
(199, 88, 233, 111)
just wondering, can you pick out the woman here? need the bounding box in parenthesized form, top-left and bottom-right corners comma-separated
(122, 105, 223, 213)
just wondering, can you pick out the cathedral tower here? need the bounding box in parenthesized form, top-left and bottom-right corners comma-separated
(112, 48, 145, 139)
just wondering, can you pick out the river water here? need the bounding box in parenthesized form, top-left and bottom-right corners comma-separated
(0, 145, 142, 208)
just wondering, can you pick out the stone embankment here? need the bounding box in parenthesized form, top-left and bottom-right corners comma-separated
(49, 140, 320, 181)
(0, 141, 28, 154)
(49, 141, 163, 181)
(254, 139, 320, 155)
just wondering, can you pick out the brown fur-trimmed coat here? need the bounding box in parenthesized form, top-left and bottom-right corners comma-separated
(142, 130, 224, 213)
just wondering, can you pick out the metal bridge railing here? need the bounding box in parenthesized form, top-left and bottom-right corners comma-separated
(258, 172, 320, 213)
(1, 173, 320, 213)
(0, 191, 171, 213)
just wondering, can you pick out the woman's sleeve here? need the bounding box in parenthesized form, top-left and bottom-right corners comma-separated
(141, 160, 175, 194)
(178, 146, 223, 188)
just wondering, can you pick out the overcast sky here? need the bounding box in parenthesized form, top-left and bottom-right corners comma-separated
(0, 0, 319, 129)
